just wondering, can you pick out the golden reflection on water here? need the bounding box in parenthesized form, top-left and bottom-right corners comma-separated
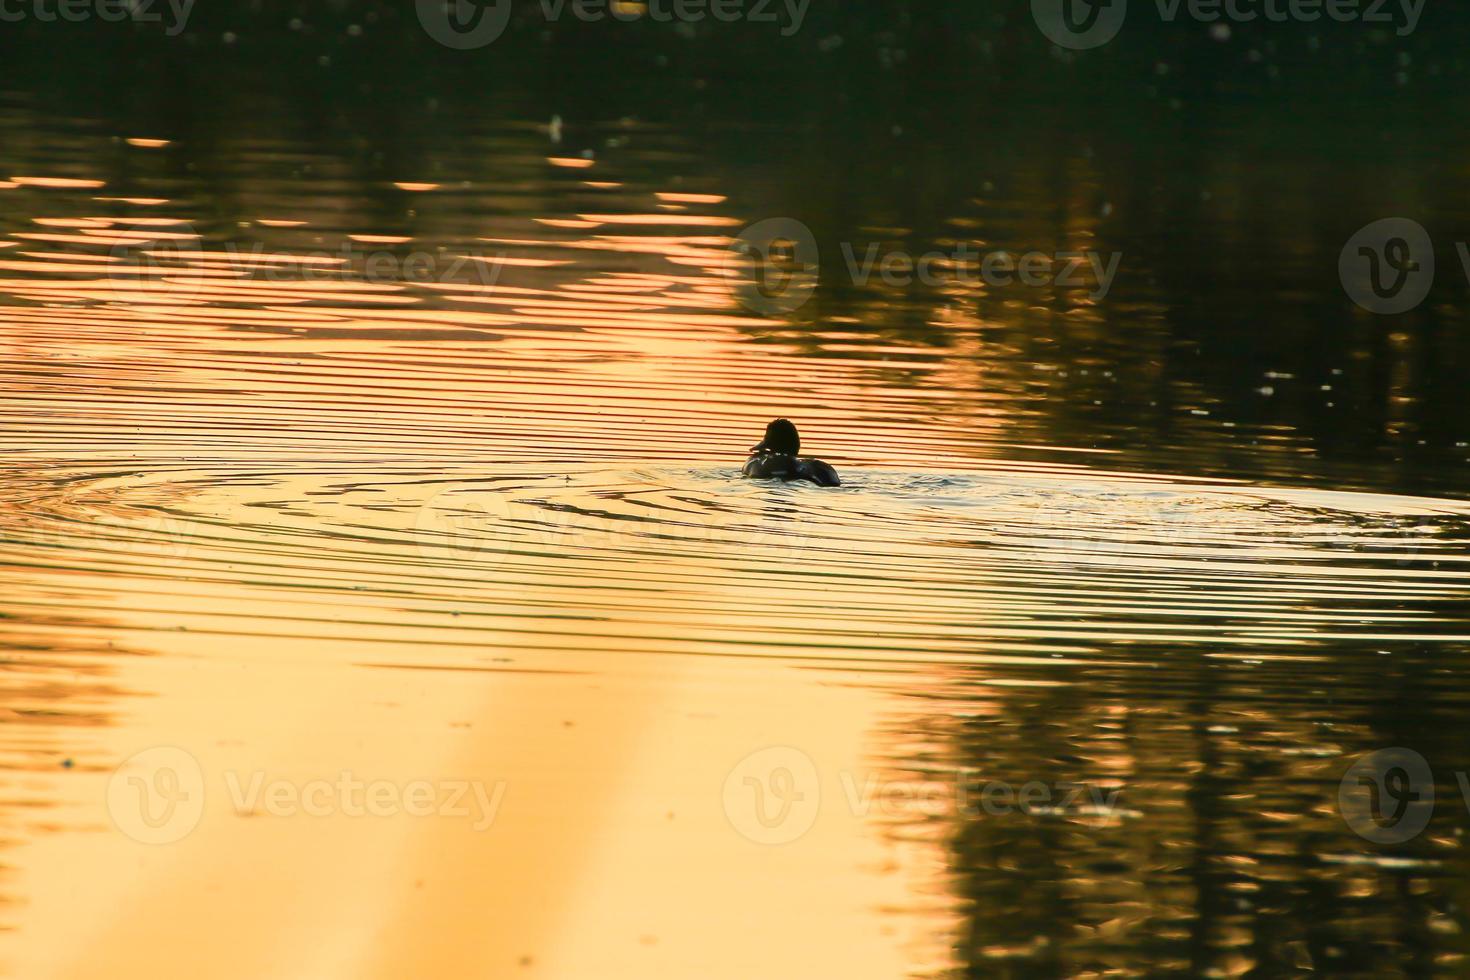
(3, 117, 1470, 977)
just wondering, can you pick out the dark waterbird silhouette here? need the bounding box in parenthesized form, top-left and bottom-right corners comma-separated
(742, 419, 841, 487)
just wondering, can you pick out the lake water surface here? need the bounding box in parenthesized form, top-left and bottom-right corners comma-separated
(4, 26, 1470, 977)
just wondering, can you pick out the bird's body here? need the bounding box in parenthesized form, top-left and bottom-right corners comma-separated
(742, 419, 841, 487)
(741, 453, 841, 486)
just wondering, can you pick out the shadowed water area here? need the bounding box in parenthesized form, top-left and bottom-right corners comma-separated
(3, 7, 1470, 977)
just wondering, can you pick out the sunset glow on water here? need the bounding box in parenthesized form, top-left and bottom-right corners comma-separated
(5, 10, 1470, 976)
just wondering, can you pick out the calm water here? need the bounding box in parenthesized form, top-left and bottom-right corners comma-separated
(5, 15, 1470, 978)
